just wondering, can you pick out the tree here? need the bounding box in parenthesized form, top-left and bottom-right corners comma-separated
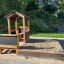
(37, 0, 60, 14)
(43, 4, 57, 14)
(60, 0, 64, 12)
(26, 0, 38, 11)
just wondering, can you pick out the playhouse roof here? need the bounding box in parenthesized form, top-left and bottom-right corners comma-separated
(6, 10, 30, 20)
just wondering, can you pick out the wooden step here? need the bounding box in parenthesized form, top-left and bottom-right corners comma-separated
(19, 42, 25, 46)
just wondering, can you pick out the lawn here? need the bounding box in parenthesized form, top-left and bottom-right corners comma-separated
(31, 33, 64, 38)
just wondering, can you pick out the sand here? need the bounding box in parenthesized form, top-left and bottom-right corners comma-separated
(0, 54, 64, 64)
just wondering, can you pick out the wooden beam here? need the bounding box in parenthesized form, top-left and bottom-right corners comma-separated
(19, 26, 28, 28)
(15, 18, 19, 48)
(16, 49, 64, 56)
(0, 45, 17, 49)
(0, 34, 16, 36)
(0, 49, 2, 54)
(23, 16, 26, 43)
(19, 42, 24, 46)
(7, 17, 11, 34)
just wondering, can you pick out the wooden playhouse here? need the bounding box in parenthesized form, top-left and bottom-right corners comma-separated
(0, 11, 64, 60)
(0, 10, 30, 53)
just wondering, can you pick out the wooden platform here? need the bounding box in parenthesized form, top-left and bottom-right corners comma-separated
(0, 35, 63, 57)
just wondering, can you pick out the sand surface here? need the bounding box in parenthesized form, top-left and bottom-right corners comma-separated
(0, 54, 64, 64)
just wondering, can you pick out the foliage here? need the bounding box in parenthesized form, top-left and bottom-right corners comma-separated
(26, 0, 38, 11)
(43, 4, 57, 14)
(60, 0, 64, 11)
(0, 0, 64, 34)
(31, 33, 64, 38)
(37, 0, 60, 14)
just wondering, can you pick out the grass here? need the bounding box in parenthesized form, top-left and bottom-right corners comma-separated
(31, 33, 64, 38)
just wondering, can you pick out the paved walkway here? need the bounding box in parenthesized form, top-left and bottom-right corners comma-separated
(30, 37, 64, 40)
(0, 54, 64, 64)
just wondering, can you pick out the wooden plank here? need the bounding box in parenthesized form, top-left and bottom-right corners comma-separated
(0, 45, 17, 49)
(19, 26, 28, 28)
(0, 49, 2, 54)
(0, 34, 16, 36)
(15, 18, 19, 48)
(19, 42, 25, 46)
(28, 20, 30, 32)
(17, 49, 64, 56)
(23, 16, 26, 43)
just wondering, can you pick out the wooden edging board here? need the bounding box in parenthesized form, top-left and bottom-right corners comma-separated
(16, 49, 64, 56)
(0, 45, 17, 49)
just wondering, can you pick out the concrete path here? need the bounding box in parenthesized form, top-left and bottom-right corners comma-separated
(30, 36, 64, 40)
(0, 54, 64, 64)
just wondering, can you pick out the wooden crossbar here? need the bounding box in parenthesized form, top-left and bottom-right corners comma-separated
(0, 34, 16, 36)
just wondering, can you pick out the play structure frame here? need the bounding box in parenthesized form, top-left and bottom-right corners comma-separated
(0, 11, 30, 53)
(0, 11, 64, 60)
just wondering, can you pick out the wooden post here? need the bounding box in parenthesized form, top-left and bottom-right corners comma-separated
(15, 18, 19, 48)
(0, 49, 2, 54)
(7, 17, 11, 34)
(23, 16, 26, 43)
(28, 20, 30, 32)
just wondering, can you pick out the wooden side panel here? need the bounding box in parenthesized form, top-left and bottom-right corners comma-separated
(0, 36, 16, 45)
